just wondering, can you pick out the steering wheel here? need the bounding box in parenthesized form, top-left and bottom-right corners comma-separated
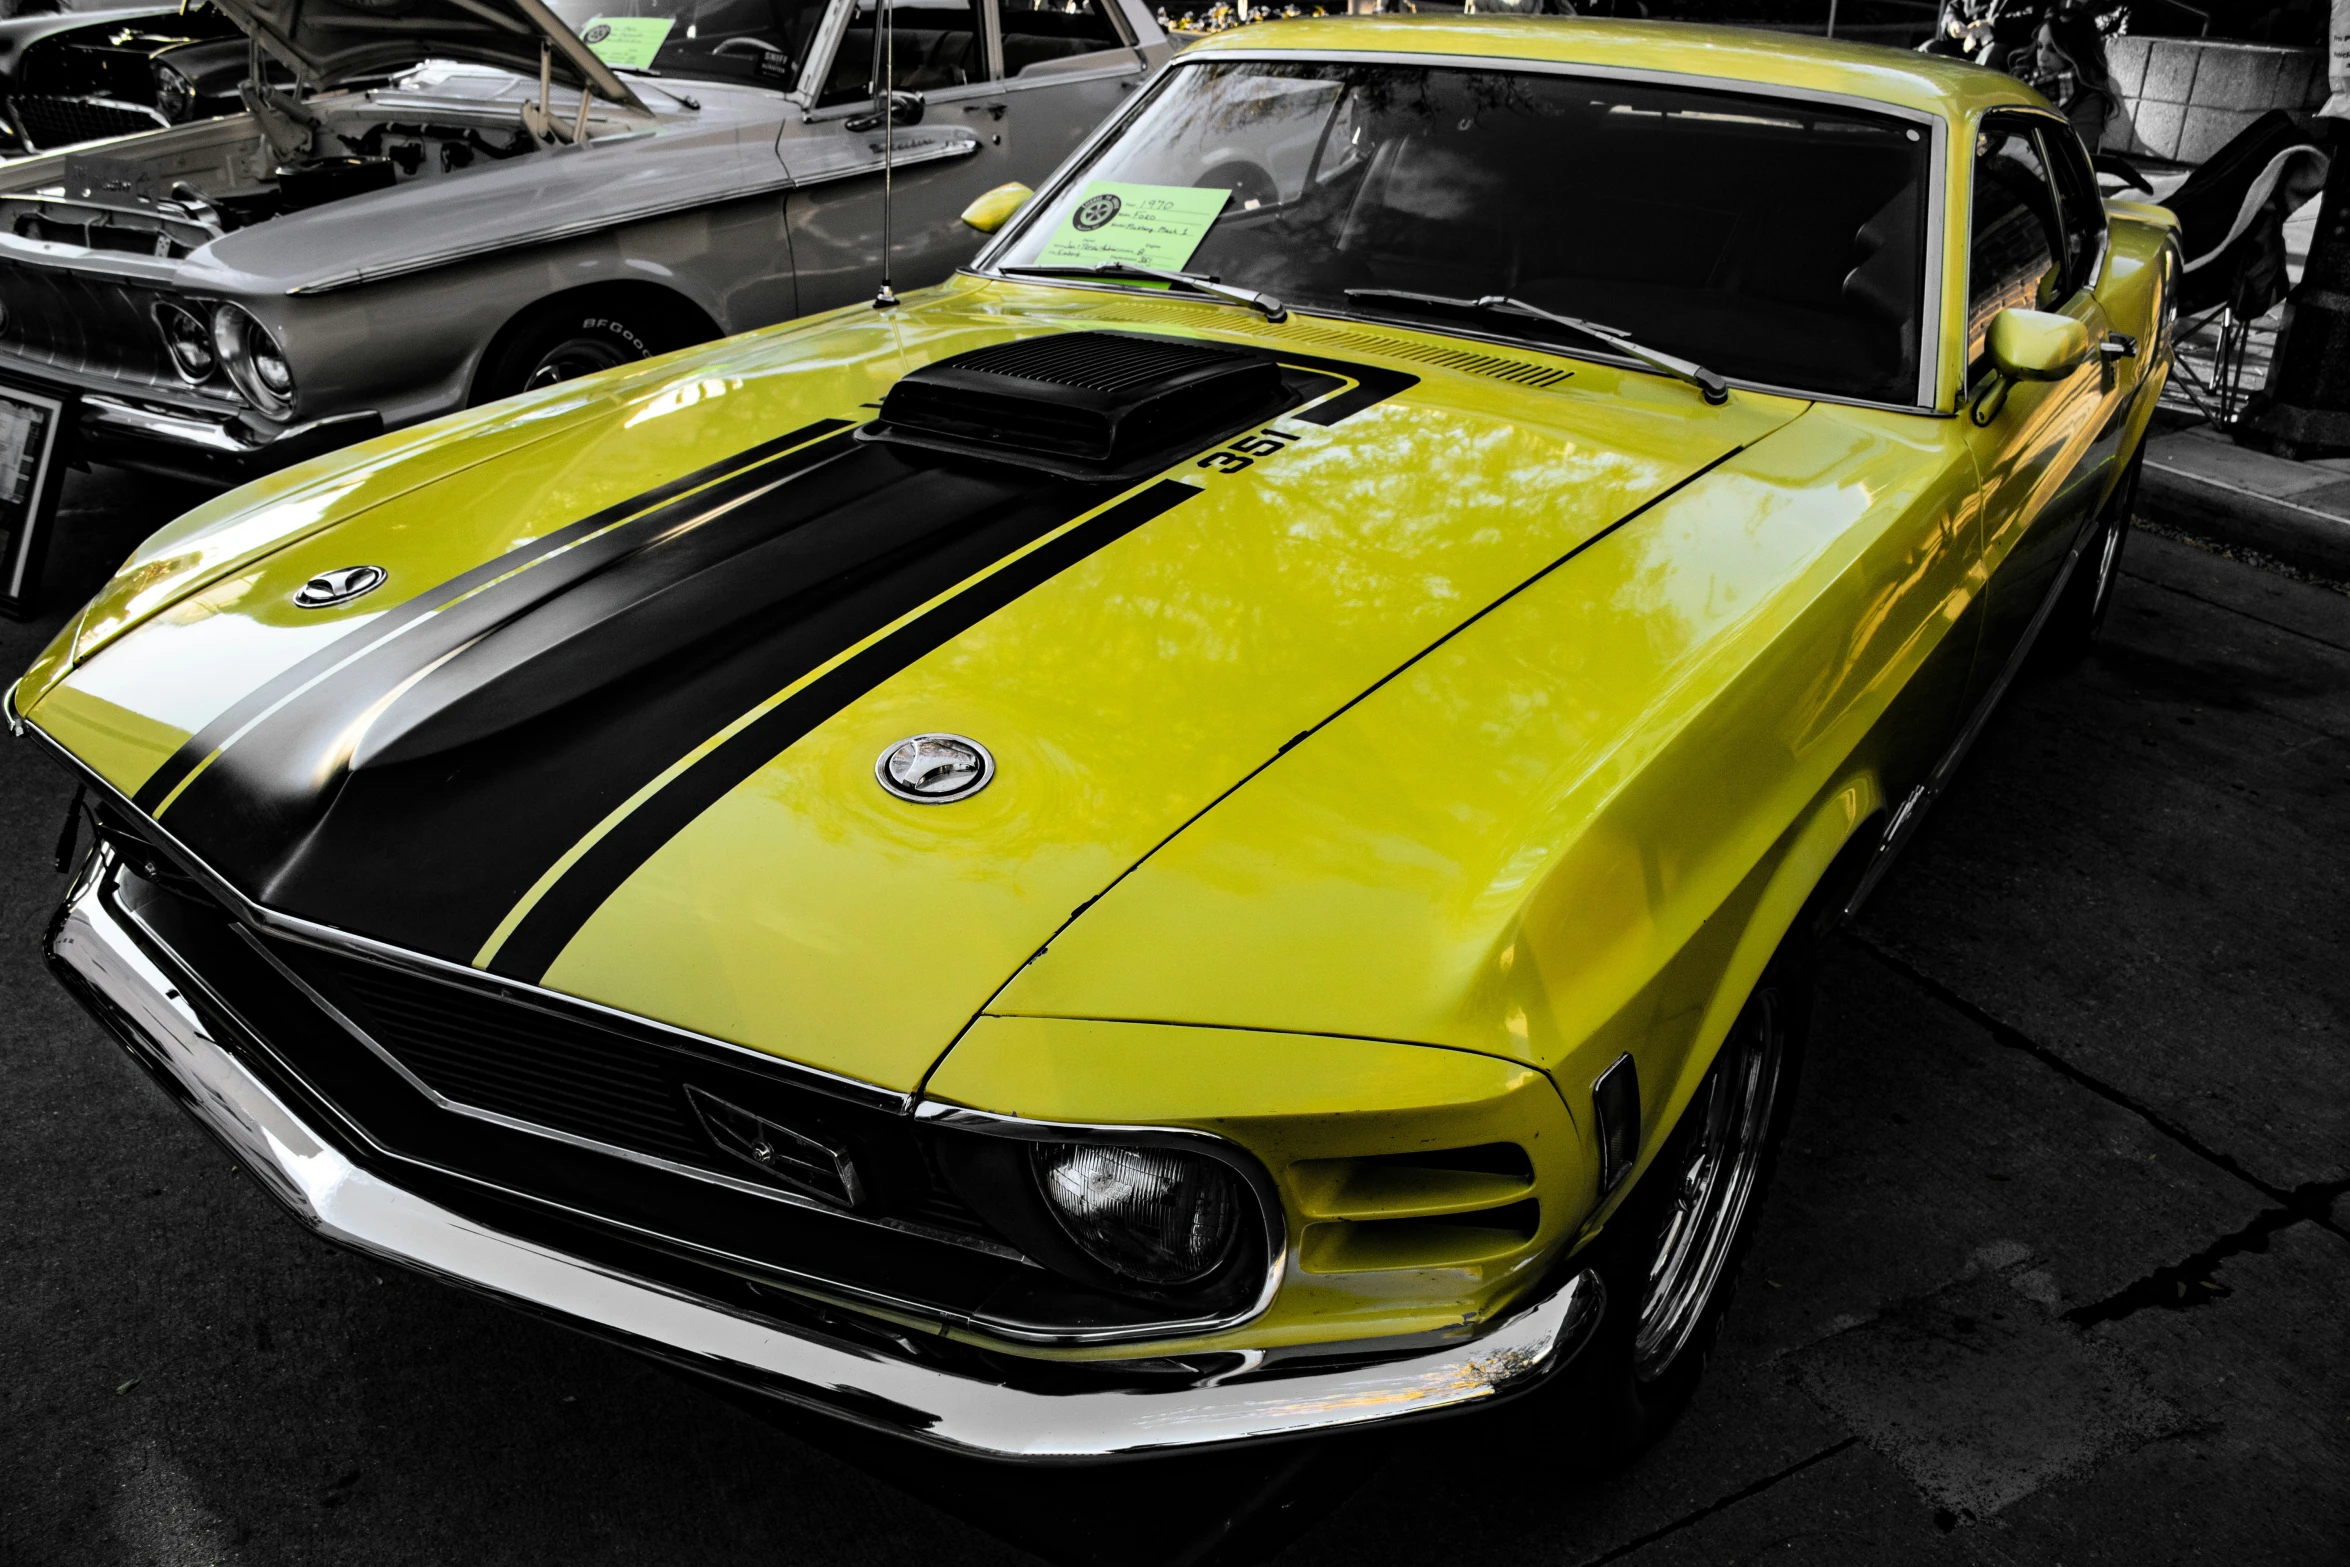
(1200, 160, 1279, 212)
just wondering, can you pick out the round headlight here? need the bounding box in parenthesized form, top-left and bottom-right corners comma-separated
(153, 63, 195, 122)
(1031, 1142, 1244, 1286)
(253, 345, 293, 394)
(211, 303, 295, 418)
(152, 301, 214, 382)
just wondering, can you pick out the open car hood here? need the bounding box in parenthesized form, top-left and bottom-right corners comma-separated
(213, 0, 642, 107)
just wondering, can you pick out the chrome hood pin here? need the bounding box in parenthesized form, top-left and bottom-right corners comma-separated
(876, 734, 994, 804)
(293, 565, 386, 608)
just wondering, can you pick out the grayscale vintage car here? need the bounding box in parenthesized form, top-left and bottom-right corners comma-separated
(0, 0, 1171, 483)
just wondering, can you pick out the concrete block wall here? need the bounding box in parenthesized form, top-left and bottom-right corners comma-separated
(2103, 36, 2328, 163)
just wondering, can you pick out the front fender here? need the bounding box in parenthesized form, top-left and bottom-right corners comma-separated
(993, 402, 1983, 1230)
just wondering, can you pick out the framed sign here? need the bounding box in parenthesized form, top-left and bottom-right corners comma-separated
(0, 382, 67, 620)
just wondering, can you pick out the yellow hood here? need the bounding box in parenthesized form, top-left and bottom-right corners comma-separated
(18, 277, 1805, 1092)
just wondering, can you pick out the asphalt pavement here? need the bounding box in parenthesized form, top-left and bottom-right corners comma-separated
(3, 466, 2345, 1566)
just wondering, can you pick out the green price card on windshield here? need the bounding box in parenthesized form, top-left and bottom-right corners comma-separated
(1034, 182, 1232, 271)
(578, 16, 674, 69)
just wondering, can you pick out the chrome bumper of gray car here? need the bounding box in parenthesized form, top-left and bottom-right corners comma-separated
(48, 864, 1605, 1461)
(78, 396, 384, 480)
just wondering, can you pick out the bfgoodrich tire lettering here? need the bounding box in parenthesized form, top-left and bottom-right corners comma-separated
(475, 301, 704, 403)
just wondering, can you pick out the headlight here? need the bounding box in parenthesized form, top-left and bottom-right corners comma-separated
(153, 63, 195, 122)
(210, 304, 295, 418)
(152, 301, 214, 382)
(1031, 1142, 1243, 1286)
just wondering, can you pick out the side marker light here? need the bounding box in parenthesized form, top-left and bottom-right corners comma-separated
(1593, 1053, 1640, 1195)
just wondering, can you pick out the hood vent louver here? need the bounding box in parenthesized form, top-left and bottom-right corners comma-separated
(861, 331, 1298, 480)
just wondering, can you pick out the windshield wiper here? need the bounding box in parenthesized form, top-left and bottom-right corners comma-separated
(1345, 289, 1729, 405)
(1002, 263, 1288, 323)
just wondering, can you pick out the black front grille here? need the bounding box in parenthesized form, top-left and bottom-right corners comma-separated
(13, 95, 162, 152)
(89, 837, 1255, 1341)
(322, 959, 714, 1165)
(272, 942, 989, 1230)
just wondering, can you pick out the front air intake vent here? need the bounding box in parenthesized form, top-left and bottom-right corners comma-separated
(1289, 1143, 1541, 1275)
(861, 331, 1296, 480)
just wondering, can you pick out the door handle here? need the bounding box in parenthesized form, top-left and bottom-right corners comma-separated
(961, 101, 1006, 121)
(844, 90, 924, 133)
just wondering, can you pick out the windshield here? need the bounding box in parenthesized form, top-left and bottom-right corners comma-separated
(545, 0, 831, 89)
(988, 61, 1934, 405)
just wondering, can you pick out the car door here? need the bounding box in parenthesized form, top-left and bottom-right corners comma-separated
(777, 0, 1012, 314)
(989, 0, 1161, 177)
(1960, 111, 2113, 699)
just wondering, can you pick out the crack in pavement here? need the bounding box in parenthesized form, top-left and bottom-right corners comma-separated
(1844, 933, 2350, 1246)
(1572, 1439, 1861, 1567)
(2065, 1178, 2350, 1327)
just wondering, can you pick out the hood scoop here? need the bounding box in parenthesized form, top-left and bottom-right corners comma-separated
(861, 331, 1297, 481)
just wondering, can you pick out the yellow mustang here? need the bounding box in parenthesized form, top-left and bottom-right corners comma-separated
(14, 19, 2173, 1461)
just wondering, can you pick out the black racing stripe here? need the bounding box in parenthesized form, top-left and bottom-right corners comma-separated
(188, 449, 1129, 962)
(487, 479, 1202, 982)
(1276, 354, 1420, 425)
(132, 418, 853, 813)
(159, 427, 864, 883)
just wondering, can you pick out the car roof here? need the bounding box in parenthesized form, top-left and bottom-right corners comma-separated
(1177, 16, 2047, 123)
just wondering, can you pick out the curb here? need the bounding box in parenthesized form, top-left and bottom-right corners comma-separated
(2139, 459, 2350, 581)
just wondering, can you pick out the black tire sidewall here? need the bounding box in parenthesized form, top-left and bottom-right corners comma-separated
(2044, 444, 2143, 663)
(2085, 450, 2139, 637)
(477, 306, 671, 404)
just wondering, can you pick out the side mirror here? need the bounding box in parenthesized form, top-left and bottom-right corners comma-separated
(1988, 308, 2093, 381)
(959, 181, 1034, 234)
(1971, 307, 2094, 424)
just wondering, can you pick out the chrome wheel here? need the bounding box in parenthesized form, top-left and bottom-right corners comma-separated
(2086, 503, 2129, 627)
(1632, 990, 1785, 1381)
(524, 336, 635, 390)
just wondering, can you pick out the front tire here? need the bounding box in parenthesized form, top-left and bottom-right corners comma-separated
(2042, 445, 2141, 664)
(473, 300, 703, 404)
(1555, 947, 1808, 1463)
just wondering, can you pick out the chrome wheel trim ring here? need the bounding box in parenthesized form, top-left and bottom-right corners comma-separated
(525, 338, 635, 390)
(1632, 990, 1784, 1382)
(2088, 509, 2127, 623)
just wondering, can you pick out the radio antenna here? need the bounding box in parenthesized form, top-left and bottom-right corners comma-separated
(872, 0, 900, 310)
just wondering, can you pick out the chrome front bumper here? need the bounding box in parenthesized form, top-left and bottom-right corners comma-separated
(79, 396, 384, 481)
(48, 864, 1605, 1461)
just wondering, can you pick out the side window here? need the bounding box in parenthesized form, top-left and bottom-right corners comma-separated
(997, 0, 1128, 76)
(1966, 117, 2064, 380)
(819, 0, 988, 104)
(2038, 122, 2107, 295)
